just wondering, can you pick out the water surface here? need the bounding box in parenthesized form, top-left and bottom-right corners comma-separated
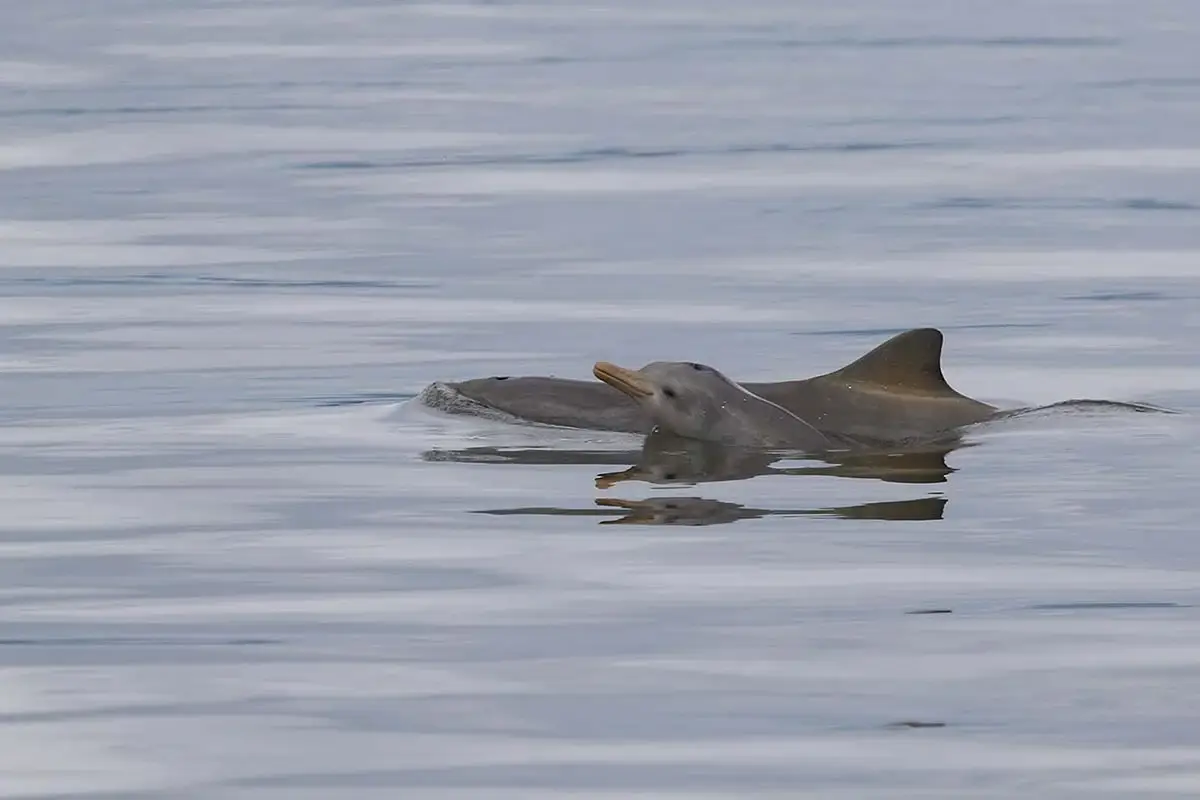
(2, 1, 1199, 797)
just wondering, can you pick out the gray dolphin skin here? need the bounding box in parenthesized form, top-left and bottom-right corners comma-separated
(592, 359, 842, 450)
(423, 328, 998, 443)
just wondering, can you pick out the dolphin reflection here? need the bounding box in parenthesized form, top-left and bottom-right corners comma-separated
(477, 495, 947, 526)
(423, 429, 967, 490)
(594, 430, 965, 489)
(429, 429, 962, 526)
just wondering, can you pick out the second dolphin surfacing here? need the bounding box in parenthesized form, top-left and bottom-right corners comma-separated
(427, 328, 997, 443)
(593, 359, 846, 450)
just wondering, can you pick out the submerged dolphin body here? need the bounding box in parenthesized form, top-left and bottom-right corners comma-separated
(420, 328, 998, 443)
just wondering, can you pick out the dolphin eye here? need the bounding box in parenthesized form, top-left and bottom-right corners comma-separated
(663, 387, 677, 399)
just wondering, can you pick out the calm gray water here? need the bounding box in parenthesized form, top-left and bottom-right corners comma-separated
(2, 2, 1200, 797)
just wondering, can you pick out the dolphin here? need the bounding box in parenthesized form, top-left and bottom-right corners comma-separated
(420, 328, 997, 442)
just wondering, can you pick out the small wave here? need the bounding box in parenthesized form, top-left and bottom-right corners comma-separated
(1062, 291, 1167, 302)
(991, 399, 1181, 422)
(415, 381, 527, 425)
(926, 196, 1197, 212)
(3, 274, 434, 291)
(297, 139, 955, 172)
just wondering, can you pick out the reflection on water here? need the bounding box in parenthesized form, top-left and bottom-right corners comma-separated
(426, 429, 963, 491)
(436, 399, 1184, 528)
(598, 432, 963, 489)
(450, 430, 953, 525)
(479, 495, 946, 526)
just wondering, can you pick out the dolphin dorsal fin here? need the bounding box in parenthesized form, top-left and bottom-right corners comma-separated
(826, 328, 961, 397)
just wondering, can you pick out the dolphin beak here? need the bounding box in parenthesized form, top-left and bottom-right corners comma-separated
(594, 467, 638, 490)
(593, 361, 654, 399)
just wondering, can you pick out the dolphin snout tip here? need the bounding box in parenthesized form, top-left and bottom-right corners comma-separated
(593, 361, 654, 399)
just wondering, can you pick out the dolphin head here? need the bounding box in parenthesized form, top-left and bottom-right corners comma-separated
(592, 360, 742, 441)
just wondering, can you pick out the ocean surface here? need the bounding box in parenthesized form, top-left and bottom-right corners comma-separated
(2, 1, 1199, 797)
